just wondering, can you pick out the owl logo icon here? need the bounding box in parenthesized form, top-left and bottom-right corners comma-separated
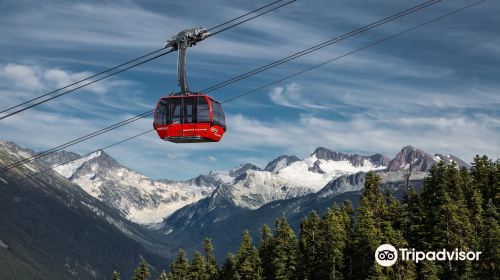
(375, 244, 398, 266)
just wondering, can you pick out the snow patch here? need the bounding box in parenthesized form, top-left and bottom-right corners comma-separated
(209, 169, 233, 184)
(268, 158, 289, 173)
(0, 239, 8, 249)
(53, 151, 101, 178)
(55, 152, 215, 225)
(127, 194, 204, 224)
(277, 156, 385, 191)
(22, 163, 38, 173)
(0, 177, 7, 184)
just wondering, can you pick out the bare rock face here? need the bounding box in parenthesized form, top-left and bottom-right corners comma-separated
(53, 150, 216, 225)
(312, 147, 391, 169)
(264, 155, 300, 173)
(386, 145, 469, 172)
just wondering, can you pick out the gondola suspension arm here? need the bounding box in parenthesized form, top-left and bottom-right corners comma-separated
(165, 27, 209, 95)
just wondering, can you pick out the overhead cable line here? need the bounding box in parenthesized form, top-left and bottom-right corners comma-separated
(220, 0, 488, 104)
(0, 0, 297, 172)
(0, 0, 452, 173)
(0, 50, 174, 121)
(199, 0, 443, 93)
(0, 48, 166, 116)
(206, 0, 297, 38)
(0, 111, 153, 173)
(206, 0, 291, 32)
(0, 0, 296, 121)
(15, 0, 486, 181)
(20, 129, 154, 182)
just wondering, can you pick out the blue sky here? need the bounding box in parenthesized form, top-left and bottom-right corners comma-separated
(0, 0, 499, 180)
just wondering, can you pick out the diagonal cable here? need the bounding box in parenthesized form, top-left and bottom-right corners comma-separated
(18, 0, 487, 181)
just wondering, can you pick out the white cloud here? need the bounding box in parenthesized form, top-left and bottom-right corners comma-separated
(0, 63, 142, 120)
(220, 113, 499, 162)
(0, 0, 498, 180)
(269, 82, 328, 109)
(0, 64, 44, 91)
(207, 156, 217, 162)
(166, 153, 179, 160)
(0, 64, 113, 99)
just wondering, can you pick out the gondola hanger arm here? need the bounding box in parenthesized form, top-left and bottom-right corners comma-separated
(165, 28, 209, 95)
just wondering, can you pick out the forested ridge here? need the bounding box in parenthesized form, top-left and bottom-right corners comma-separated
(116, 156, 499, 280)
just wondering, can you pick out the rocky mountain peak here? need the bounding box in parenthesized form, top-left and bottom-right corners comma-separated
(71, 150, 121, 177)
(229, 163, 262, 178)
(264, 155, 300, 173)
(312, 147, 335, 159)
(0, 141, 35, 157)
(434, 153, 470, 168)
(184, 174, 222, 189)
(386, 145, 435, 172)
(369, 153, 392, 167)
(311, 147, 390, 168)
(35, 150, 81, 169)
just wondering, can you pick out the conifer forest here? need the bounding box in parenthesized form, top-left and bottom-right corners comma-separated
(116, 156, 499, 280)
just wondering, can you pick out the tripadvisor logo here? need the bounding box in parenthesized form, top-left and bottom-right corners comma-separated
(375, 244, 398, 267)
(375, 244, 481, 267)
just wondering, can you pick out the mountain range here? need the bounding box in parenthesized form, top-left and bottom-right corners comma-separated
(0, 140, 470, 277)
(0, 141, 169, 279)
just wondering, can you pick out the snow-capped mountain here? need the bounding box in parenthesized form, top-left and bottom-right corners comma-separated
(0, 139, 394, 229)
(274, 148, 389, 190)
(161, 167, 430, 262)
(160, 145, 471, 246)
(0, 141, 169, 279)
(264, 155, 300, 173)
(201, 149, 389, 210)
(1, 139, 473, 267)
(34, 150, 81, 169)
(13, 140, 468, 230)
(161, 148, 391, 235)
(53, 150, 216, 225)
(386, 145, 469, 172)
(48, 145, 390, 227)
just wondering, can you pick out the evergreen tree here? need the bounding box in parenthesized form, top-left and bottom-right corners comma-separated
(351, 172, 385, 279)
(157, 270, 168, 280)
(461, 167, 484, 246)
(478, 199, 500, 279)
(143, 155, 498, 280)
(171, 249, 190, 280)
(220, 254, 238, 280)
(112, 271, 121, 280)
(419, 261, 440, 280)
(258, 224, 274, 280)
(471, 156, 498, 208)
(340, 201, 354, 279)
(351, 172, 415, 279)
(382, 188, 416, 280)
(400, 183, 425, 249)
(384, 190, 401, 230)
(190, 251, 208, 280)
(420, 163, 474, 278)
(298, 211, 321, 280)
(381, 218, 416, 280)
(234, 231, 262, 280)
(271, 217, 298, 280)
(318, 207, 348, 280)
(133, 259, 151, 280)
(204, 238, 219, 280)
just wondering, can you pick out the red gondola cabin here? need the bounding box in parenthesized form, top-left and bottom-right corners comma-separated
(153, 93, 226, 143)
